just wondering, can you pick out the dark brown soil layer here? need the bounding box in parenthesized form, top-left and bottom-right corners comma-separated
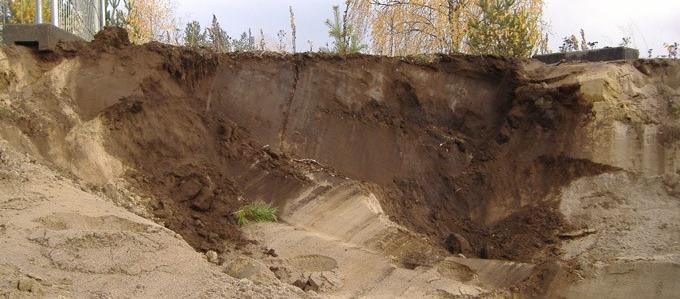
(60, 28, 615, 262)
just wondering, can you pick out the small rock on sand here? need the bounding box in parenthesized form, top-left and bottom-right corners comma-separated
(17, 278, 34, 292)
(206, 250, 219, 264)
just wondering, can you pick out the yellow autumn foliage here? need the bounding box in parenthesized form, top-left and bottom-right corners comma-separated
(348, 0, 545, 57)
(9, 0, 50, 24)
(125, 0, 176, 44)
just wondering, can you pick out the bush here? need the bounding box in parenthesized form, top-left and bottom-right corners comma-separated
(233, 201, 278, 226)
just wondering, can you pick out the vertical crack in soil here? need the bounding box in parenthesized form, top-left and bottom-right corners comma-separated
(279, 61, 302, 153)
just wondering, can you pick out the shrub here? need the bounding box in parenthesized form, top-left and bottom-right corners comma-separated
(233, 201, 278, 226)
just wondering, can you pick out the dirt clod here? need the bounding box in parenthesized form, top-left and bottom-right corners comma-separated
(292, 276, 320, 293)
(445, 233, 473, 255)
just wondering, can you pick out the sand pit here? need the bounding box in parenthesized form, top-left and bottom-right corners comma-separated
(0, 28, 678, 298)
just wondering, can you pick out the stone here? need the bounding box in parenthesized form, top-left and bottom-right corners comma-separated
(206, 250, 219, 264)
(178, 177, 203, 200)
(17, 278, 34, 292)
(265, 248, 278, 257)
(292, 278, 307, 290)
(223, 256, 278, 284)
(308, 272, 341, 292)
(292, 275, 323, 292)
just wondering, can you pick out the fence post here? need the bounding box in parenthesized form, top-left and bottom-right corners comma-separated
(34, 0, 42, 24)
(51, 0, 58, 26)
(100, 0, 106, 29)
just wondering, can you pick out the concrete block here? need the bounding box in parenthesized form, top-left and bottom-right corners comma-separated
(533, 47, 639, 64)
(3, 24, 83, 51)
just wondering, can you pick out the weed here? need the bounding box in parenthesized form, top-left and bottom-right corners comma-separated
(233, 201, 278, 226)
(0, 105, 14, 120)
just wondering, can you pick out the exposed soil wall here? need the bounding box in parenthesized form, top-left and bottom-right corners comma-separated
(1, 28, 679, 298)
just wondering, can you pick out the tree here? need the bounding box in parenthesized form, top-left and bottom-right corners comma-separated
(9, 0, 50, 24)
(233, 29, 255, 52)
(536, 33, 550, 55)
(619, 37, 631, 47)
(276, 29, 287, 52)
(324, 4, 367, 54)
(258, 28, 266, 51)
(206, 14, 230, 52)
(580, 29, 588, 51)
(248, 28, 255, 49)
(0, 0, 11, 25)
(559, 35, 579, 52)
(184, 20, 205, 47)
(125, 0, 176, 43)
(465, 0, 542, 58)
(665, 42, 678, 59)
(558, 30, 599, 53)
(347, 0, 544, 56)
(105, 0, 131, 27)
(289, 6, 296, 52)
(352, 0, 474, 55)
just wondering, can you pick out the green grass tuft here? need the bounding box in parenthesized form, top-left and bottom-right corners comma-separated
(0, 106, 14, 120)
(233, 201, 278, 226)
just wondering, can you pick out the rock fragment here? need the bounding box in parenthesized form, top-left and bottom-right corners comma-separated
(206, 250, 219, 264)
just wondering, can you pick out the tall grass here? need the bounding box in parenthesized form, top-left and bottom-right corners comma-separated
(233, 201, 278, 226)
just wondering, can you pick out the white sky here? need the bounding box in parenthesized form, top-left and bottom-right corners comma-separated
(175, 0, 680, 56)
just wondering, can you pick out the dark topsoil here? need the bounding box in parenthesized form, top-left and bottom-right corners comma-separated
(55, 28, 616, 274)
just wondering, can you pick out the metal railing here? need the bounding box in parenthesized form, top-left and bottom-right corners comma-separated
(54, 0, 104, 40)
(0, 0, 104, 40)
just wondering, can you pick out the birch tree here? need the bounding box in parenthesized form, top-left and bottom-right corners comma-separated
(348, 0, 544, 57)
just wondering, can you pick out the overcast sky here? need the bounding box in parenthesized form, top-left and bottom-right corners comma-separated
(175, 0, 680, 56)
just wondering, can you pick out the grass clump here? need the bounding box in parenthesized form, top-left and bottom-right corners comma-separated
(0, 106, 15, 120)
(234, 201, 278, 226)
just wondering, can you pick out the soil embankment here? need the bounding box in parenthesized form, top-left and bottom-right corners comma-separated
(1, 28, 678, 297)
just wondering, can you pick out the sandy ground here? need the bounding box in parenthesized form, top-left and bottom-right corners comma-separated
(0, 140, 307, 298)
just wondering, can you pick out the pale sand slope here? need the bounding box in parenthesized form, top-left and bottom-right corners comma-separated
(0, 140, 306, 298)
(241, 172, 535, 298)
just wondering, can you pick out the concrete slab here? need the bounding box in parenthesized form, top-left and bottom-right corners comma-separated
(534, 47, 639, 64)
(3, 24, 83, 51)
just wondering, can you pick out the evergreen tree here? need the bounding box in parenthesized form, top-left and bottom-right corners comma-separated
(206, 14, 230, 52)
(248, 28, 255, 49)
(184, 20, 205, 48)
(466, 0, 542, 58)
(324, 4, 366, 54)
(233, 29, 255, 52)
(0, 0, 12, 25)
